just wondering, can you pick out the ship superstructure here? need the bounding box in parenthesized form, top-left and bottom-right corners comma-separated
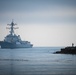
(0, 21, 33, 48)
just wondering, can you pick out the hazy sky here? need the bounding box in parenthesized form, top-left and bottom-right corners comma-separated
(0, 0, 76, 46)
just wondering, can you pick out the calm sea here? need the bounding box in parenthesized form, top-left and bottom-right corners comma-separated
(0, 47, 76, 75)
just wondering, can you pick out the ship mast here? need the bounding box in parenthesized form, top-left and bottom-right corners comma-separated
(7, 21, 18, 35)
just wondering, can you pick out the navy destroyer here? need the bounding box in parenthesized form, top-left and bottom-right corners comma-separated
(0, 21, 33, 48)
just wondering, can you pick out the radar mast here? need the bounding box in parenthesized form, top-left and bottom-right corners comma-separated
(7, 20, 18, 35)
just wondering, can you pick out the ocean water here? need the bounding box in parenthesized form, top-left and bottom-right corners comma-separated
(0, 47, 76, 75)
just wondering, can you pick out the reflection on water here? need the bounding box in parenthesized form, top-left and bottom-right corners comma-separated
(0, 47, 76, 75)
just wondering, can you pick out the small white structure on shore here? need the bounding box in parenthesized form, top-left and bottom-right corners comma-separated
(72, 43, 74, 47)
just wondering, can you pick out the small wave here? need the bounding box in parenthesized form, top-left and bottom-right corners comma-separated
(0, 59, 29, 61)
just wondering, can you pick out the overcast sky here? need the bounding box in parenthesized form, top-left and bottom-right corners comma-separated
(0, 0, 76, 46)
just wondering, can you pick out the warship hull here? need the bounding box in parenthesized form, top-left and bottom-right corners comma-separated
(0, 21, 33, 49)
(0, 41, 33, 49)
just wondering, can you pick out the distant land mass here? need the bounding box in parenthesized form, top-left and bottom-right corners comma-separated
(54, 43, 76, 54)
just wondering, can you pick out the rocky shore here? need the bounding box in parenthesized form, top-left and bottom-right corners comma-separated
(54, 43, 76, 54)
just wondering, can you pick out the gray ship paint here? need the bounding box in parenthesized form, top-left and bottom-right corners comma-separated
(0, 21, 33, 48)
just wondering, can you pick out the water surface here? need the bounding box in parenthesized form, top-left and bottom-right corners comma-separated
(0, 47, 76, 75)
